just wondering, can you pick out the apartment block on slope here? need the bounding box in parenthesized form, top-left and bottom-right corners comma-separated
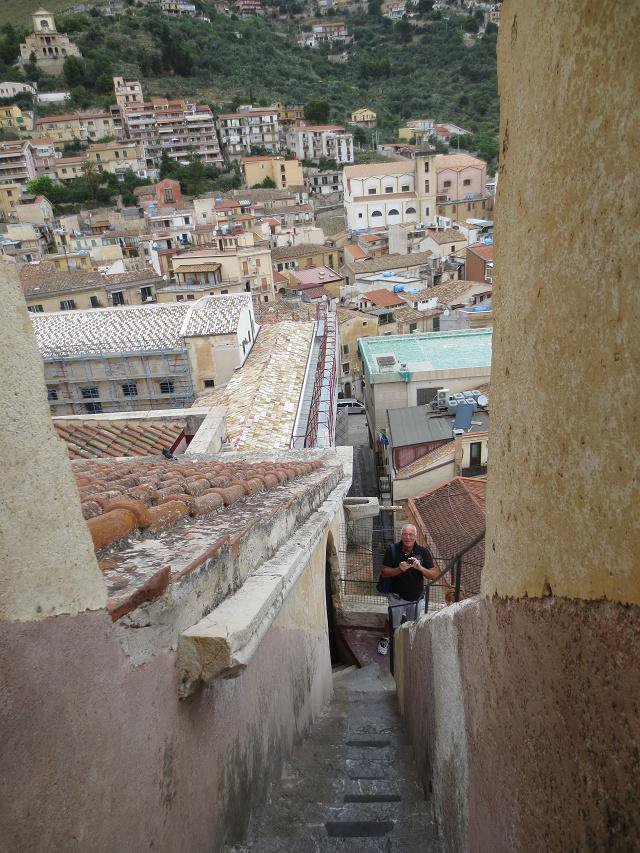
(286, 124, 354, 165)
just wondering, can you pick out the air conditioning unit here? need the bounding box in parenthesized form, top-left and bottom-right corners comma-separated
(436, 388, 450, 408)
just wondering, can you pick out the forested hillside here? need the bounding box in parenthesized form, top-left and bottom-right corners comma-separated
(0, 1, 499, 162)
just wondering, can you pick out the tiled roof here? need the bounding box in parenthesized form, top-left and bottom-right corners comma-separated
(271, 243, 331, 261)
(364, 288, 406, 308)
(197, 322, 313, 449)
(407, 476, 486, 594)
(425, 228, 464, 244)
(20, 263, 163, 298)
(347, 251, 432, 274)
(344, 242, 369, 261)
(31, 295, 252, 357)
(55, 418, 185, 459)
(430, 279, 492, 306)
(71, 455, 330, 620)
(435, 153, 486, 171)
(393, 305, 429, 323)
(395, 441, 455, 479)
(292, 266, 342, 287)
(466, 242, 494, 260)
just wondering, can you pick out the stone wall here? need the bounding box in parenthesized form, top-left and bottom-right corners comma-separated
(394, 2, 640, 850)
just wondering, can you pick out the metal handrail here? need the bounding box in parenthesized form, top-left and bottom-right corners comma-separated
(425, 529, 486, 609)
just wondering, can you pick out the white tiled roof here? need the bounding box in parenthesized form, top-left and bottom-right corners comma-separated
(197, 322, 314, 450)
(32, 295, 252, 357)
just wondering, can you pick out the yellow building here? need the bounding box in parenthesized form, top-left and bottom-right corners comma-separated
(398, 126, 430, 143)
(0, 104, 33, 134)
(242, 155, 304, 190)
(54, 155, 85, 182)
(272, 103, 305, 125)
(350, 107, 377, 128)
(160, 232, 276, 303)
(87, 141, 145, 178)
(0, 183, 22, 217)
(35, 111, 121, 148)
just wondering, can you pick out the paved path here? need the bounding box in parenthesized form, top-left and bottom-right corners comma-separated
(228, 664, 440, 852)
(347, 415, 377, 498)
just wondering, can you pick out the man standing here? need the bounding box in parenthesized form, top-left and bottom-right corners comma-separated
(377, 524, 438, 654)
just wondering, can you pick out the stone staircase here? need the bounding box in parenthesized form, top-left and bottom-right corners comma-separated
(227, 664, 440, 852)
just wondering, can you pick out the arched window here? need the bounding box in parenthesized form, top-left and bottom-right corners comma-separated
(406, 206, 416, 214)
(388, 209, 400, 216)
(371, 210, 383, 218)
(40, 19, 50, 28)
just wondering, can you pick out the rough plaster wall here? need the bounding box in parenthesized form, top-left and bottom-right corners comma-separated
(0, 530, 333, 853)
(0, 261, 106, 621)
(395, 605, 470, 853)
(396, 596, 640, 852)
(483, 0, 640, 603)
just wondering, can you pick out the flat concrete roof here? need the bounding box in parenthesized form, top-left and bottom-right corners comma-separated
(359, 328, 492, 378)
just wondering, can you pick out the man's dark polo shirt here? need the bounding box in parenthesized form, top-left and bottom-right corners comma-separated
(382, 541, 434, 601)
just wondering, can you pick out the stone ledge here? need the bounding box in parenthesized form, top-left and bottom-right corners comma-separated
(177, 474, 351, 697)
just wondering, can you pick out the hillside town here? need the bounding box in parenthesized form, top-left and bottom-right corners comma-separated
(3, 3, 637, 853)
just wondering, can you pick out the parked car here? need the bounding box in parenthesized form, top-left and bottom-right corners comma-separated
(337, 398, 365, 414)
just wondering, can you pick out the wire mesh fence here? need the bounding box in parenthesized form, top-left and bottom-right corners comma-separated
(337, 516, 485, 613)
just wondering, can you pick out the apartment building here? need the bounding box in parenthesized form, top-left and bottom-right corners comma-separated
(0, 105, 33, 134)
(113, 76, 144, 110)
(21, 264, 164, 313)
(32, 295, 257, 413)
(305, 166, 343, 197)
(123, 98, 223, 170)
(0, 141, 37, 186)
(35, 111, 123, 147)
(272, 103, 305, 126)
(0, 183, 22, 217)
(30, 136, 57, 177)
(159, 231, 276, 303)
(286, 124, 354, 165)
(87, 141, 147, 179)
(0, 81, 36, 99)
(241, 155, 304, 190)
(218, 107, 281, 159)
(19, 10, 81, 76)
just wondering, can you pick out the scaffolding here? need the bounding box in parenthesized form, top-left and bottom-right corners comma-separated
(45, 344, 195, 415)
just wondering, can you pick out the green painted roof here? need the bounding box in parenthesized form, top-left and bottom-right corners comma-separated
(358, 329, 492, 378)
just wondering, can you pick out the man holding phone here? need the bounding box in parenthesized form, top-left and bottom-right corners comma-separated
(378, 524, 438, 651)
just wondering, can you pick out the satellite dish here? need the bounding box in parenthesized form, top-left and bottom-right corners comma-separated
(477, 394, 488, 407)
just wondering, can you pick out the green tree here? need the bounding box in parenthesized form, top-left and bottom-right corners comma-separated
(304, 99, 330, 124)
(81, 160, 102, 202)
(63, 56, 86, 88)
(252, 176, 276, 188)
(395, 19, 414, 43)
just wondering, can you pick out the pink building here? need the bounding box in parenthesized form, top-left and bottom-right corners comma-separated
(435, 153, 486, 201)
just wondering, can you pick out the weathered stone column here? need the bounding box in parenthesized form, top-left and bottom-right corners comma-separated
(0, 260, 106, 622)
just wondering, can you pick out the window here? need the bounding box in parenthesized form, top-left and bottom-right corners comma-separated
(432, 316, 440, 332)
(358, 212, 363, 219)
(176, 294, 184, 302)
(444, 180, 451, 188)
(28, 304, 44, 313)
(416, 387, 438, 405)
(342, 362, 350, 374)
(371, 211, 383, 218)
(164, 187, 174, 203)
(406, 207, 416, 214)
(388, 208, 399, 216)
(90, 295, 100, 308)
(367, 188, 376, 195)
(424, 161, 429, 173)
(112, 291, 125, 306)
(159, 379, 175, 394)
(204, 379, 215, 389)
(122, 382, 138, 397)
(81, 386, 99, 399)
(463, 179, 471, 186)
(220, 289, 228, 295)
(47, 387, 58, 401)
(451, 245, 456, 252)
(424, 180, 430, 192)
(409, 322, 417, 332)
(401, 184, 410, 192)
(186, 294, 195, 300)
(384, 186, 393, 193)
(60, 299, 76, 310)
(342, 343, 349, 355)
(85, 402, 103, 414)
(140, 286, 153, 302)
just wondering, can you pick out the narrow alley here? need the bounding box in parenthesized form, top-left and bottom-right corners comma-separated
(229, 664, 440, 851)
